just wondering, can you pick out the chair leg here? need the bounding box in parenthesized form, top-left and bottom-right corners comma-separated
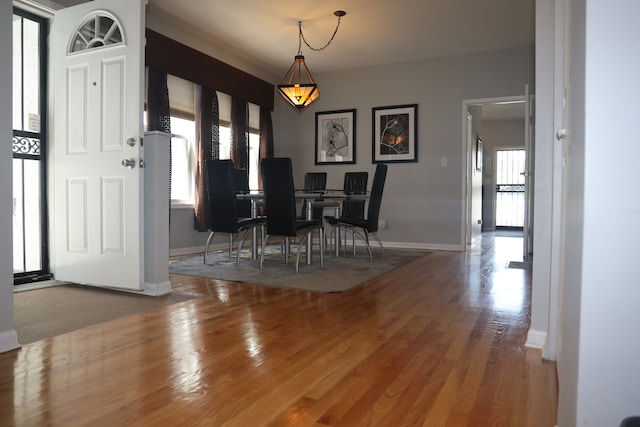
(288, 226, 326, 273)
(325, 220, 334, 256)
(259, 234, 270, 269)
(352, 228, 357, 256)
(228, 235, 234, 259)
(285, 238, 291, 264)
(294, 232, 308, 274)
(204, 231, 215, 264)
(236, 228, 251, 267)
(351, 228, 373, 263)
(370, 232, 385, 261)
(319, 226, 324, 267)
(343, 227, 348, 257)
(362, 230, 374, 264)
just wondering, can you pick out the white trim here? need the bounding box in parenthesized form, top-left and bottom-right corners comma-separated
(381, 241, 463, 252)
(0, 330, 21, 353)
(525, 328, 548, 350)
(141, 281, 172, 296)
(461, 96, 526, 253)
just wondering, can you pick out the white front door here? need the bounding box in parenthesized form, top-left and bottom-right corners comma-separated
(51, 0, 146, 290)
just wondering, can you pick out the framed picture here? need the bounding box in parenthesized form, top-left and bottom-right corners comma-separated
(315, 109, 356, 165)
(475, 135, 483, 171)
(372, 104, 418, 163)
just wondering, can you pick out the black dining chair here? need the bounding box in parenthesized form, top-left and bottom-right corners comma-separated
(260, 158, 324, 273)
(298, 172, 327, 221)
(232, 167, 252, 219)
(326, 171, 368, 256)
(325, 163, 387, 263)
(203, 159, 265, 265)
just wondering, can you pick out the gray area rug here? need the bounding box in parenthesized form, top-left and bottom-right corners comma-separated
(169, 246, 431, 292)
(14, 284, 196, 344)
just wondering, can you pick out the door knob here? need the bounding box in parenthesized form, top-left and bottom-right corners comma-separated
(121, 158, 136, 169)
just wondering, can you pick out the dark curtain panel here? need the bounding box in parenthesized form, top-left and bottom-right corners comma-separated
(145, 67, 171, 222)
(146, 30, 275, 111)
(146, 67, 171, 133)
(258, 107, 274, 190)
(230, 97, 249, 170)
(194, 86, 219, 232)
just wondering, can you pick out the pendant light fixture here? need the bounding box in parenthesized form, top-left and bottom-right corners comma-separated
(278, 10, 346, 112)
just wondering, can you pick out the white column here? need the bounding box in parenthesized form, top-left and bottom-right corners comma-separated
(143, 131, 172, 295)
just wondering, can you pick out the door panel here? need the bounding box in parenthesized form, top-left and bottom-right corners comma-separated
(51, 0, 146, 290)
(101, 176, 125, 254)
(102, 57, 126, 151)
(67, 178, 88, 252)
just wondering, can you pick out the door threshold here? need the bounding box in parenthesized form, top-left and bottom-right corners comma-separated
(14, 280, 68, 293)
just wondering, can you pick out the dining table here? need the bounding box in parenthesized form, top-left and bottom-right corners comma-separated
(237, 190, 368, 264)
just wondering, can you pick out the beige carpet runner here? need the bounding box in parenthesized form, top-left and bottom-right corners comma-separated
(14, 284, 195, 345)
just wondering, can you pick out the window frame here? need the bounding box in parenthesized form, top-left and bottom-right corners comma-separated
(169, 116, 196, 208)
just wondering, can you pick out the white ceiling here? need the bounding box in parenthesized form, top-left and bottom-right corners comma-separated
(56, 0, 534, 120)
(146, 0, 535, 75)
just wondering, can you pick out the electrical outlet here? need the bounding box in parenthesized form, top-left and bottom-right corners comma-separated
(441, 157, 448, 167)
(378, 220, 386, 229)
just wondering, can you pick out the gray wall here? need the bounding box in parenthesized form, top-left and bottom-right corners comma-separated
(481, 119, 526, 230)
(170, 208, 206, 255)
(169, 46, 534, 253)
(276, 47, 534, 250)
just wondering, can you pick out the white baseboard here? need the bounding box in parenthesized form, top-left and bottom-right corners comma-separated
(525, 328, 547, 350)
(381, 241, 464, 252)
(142, 281, 173, 296)
(0, 330, 20, 353)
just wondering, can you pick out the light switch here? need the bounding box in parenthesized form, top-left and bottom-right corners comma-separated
(441, 157, 448, 167)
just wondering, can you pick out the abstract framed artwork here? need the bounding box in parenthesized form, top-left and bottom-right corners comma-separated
(315, 109, 356, 165)
(372, 104, 418, 163)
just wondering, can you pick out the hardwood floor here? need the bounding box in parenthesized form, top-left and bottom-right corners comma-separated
(0, 232, 557, 426)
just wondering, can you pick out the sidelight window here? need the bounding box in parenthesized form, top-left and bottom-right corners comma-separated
(13, 8, 51, 284)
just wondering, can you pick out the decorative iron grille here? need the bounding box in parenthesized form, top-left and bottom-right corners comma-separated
(12, 133, 41, 157)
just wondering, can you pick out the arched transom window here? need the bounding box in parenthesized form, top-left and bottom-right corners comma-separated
(69, 12, 124, 54)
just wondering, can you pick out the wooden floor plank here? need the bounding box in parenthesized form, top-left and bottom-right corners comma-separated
(0, 232, 557, 426)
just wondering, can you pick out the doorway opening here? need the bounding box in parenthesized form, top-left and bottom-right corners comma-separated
(12, 8, 52, 285)
(463, 96, 529, 246)
(495, 148, 525, 229)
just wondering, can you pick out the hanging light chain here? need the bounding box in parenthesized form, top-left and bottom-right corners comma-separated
(298, 11, 345, 53)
